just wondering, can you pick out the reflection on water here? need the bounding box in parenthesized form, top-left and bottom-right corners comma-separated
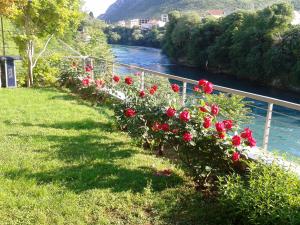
(112, 45, 300, 157)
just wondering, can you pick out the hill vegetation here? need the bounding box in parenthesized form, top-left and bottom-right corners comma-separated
(100, 0, 300, 22)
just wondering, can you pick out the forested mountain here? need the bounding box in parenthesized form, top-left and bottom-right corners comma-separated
(99, 0, 300, 22)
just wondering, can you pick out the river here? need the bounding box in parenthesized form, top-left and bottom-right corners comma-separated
(111, 45, 300, 158)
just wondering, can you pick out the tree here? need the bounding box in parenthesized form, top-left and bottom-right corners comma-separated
(12, 0, 81, 87)
(0, 0, 26, 16)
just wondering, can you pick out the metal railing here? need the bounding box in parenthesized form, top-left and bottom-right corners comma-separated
(90, 57, 300, 153)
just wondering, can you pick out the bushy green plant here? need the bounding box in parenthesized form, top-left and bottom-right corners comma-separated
(218, 162, 300, 225)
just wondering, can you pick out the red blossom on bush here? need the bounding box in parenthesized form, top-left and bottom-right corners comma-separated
(218, 132, 226, 139)
(161, 123, 170, 132)
(183, 132, 193, 142)
(149, 88, 156, 95)
(82, 78, 90, 87)
(199, 106, 208, 112)
(85, 65, 93, 73)
(152, 122, 161, 132)
(179, 110, 190, 122)
(232, 135, 241, 146)
(203, 82, 213, 94)
(232, 152, 240, 162)
(241, 128, 253, 139)
(193, 86, 200, 92)
(223, 120, 233, 130)
(215, 122, 225, 133)
(124, 108, 136, 118)
(247, 136, 257, 148)
(211, 104, 219, 116)
(113, 75, 120, 83)
(203, 116, 212, 129)
(139, 90, 146, 98)
(172, 128, 179, 134)
(171, 84, 180, 93)
(166, 107, 176, 117)
(151, 85, 158, 91)
(125, 77, 133, 85)
(198, 79, 208, 87)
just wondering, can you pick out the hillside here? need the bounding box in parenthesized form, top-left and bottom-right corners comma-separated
(99, 0, 300, 22)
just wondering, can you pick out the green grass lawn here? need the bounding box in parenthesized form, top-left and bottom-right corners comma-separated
(0, 88, 210, 225)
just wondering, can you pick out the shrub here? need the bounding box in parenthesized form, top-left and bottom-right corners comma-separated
(218, 162, 300, 225)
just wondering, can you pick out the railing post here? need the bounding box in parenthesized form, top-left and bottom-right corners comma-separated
(263, 103, 273, 151)
(182, 82, 187, 106)
(140, 71, 145, 91)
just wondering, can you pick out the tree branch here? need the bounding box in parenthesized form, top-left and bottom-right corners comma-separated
(32, 34, 54, 68)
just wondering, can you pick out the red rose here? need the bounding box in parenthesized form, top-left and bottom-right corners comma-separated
(183, 132, 193, 142)
(149, 88, 156, 95)
(204, 82, 213, 94)
(203, 116, 212, 129)
(223, 120, 233, 130)
(113, 75, 120, 83)
(211, 104, 219, 116)
(85, 66, 92, 72)
(198, 79, 208, 87)
(232, 152, 240, 162)
(179, 110, 190, 122)
(218, 132, 226, 139)
(199, 106, 208, 112)
(172, 128, 179, 134)
(166, 107, 176, 117)
(125, 77, 133, 85)
(171, 84, 180, 93)
(215, 122, 225, 133)
(152, 122, 161, 132)
(139, 91, 146, 98)
(82, 78, 90, 87)
(193, 86, 200, 92)
(124, 108, 136, 118)
(241, 128, 253, 139)
(161, 123, 170, 132)
(232, 135, 241, 146)
(95, 79, 105, 88)
(151, 85, 158, 91)
(247, 136, 256, 148)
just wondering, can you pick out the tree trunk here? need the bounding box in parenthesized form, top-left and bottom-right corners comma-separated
(26, 40, 34, 87)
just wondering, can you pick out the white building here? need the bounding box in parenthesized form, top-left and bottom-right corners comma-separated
(292, 11, 300, 25)
(125, 19, 140, 28)
(117, 20, 126, 27)
(161, 14, 169, 23)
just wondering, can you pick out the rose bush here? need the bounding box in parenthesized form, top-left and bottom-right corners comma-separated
(59, 64, 256, 190)
(110, 73, 256, 189)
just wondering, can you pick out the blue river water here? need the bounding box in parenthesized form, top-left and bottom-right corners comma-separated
(111, 45, 300, 158)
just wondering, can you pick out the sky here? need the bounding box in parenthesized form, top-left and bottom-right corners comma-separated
(83, 0, 117, 17)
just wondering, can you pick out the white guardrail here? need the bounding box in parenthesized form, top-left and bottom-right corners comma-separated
(88, 57, 300, 153)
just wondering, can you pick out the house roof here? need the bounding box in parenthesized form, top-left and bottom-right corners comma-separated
(207, 10, 225, 16)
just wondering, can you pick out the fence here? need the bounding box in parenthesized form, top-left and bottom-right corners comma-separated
(88, 57, 300, 157)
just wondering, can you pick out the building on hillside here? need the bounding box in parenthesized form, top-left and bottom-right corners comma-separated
(161, 14, 169, 23)
(140, 19, 167, 30)
(292, 11, 300, 25)
(117, 20, 126, 27)
(139, 19, 150, 26)
(207, 10, 225, 18)
(125, 19, 139, 28)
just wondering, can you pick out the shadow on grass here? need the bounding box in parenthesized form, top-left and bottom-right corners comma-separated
(5, 162, 183, 193)
(4, 120, 184, 193)
(14, 119, 116, 132)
